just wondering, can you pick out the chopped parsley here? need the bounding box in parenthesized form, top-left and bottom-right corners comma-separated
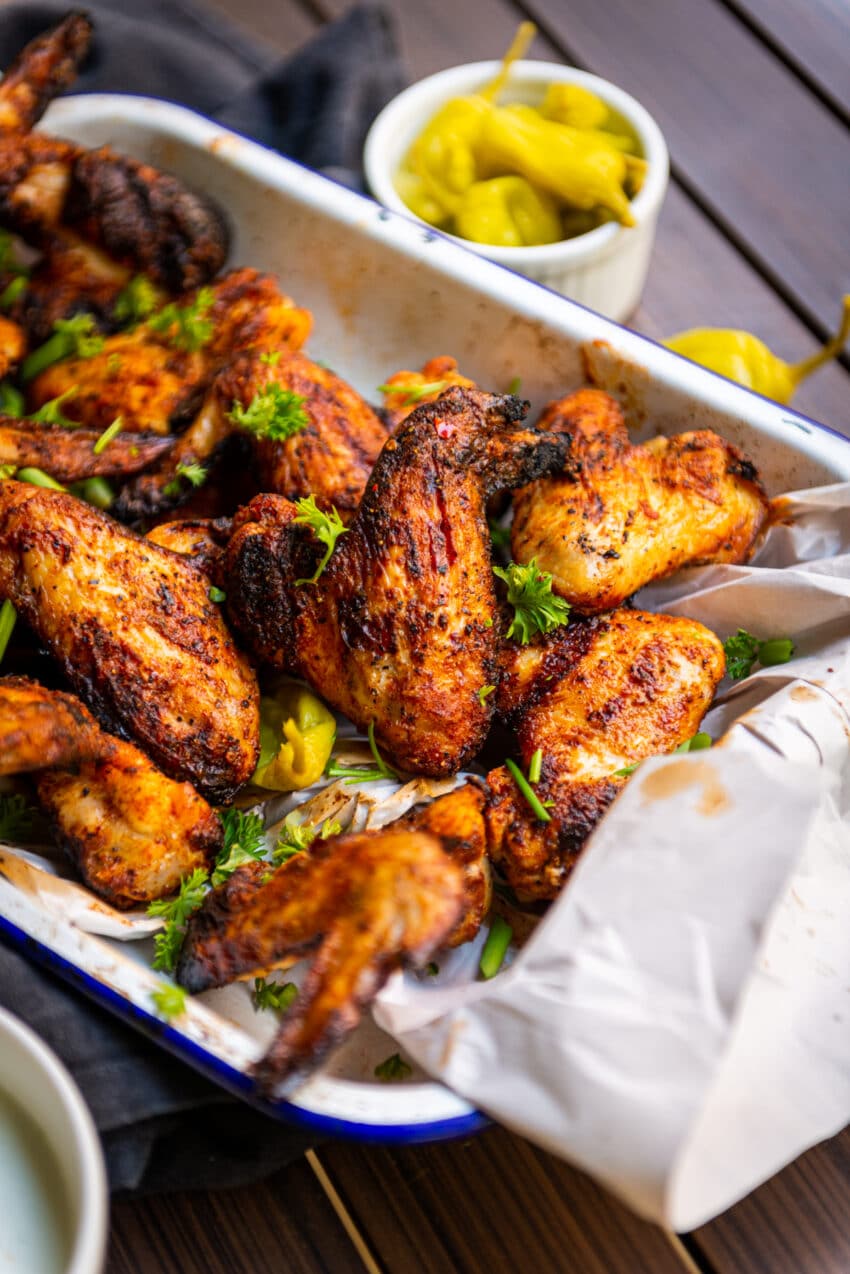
(477, 684, 496, 708)
(494, 559, 570, 645)
(150, 982, 187, 1022)
(23, 314, 105, 381)
(208, 585, 226, 604)
(211, 809, 267, 886)
(374, 1052, 412, 1082)
(0, 792, 34, 841)
(163, 460, 208, 500)
(114, 274, 162, 326)
(272, 816, 341, 866)
(148, 287, 215, 352)
(147, 866, 209, 972)
(28, 386, 80, 428)
(228, 383, 309, 442)
(488, 519, 512, 551)
(252, 978, 298, 1014)
(293, 495, 348, 585)
(723, 629, 795, 681)
(259, 350, 281, 367)
(507, 376, 522, 395)
(376, 379, 450, 406)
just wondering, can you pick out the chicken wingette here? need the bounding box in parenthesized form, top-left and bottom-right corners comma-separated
(0, 418, 171, 482)
(485, 608, 725, 899)
(0, 677, 221, 906)
(224, 387, 569, 776)
(511, 389, 769, 613)
(0, 481, 259, 801)
(177, 825, 464, 1091)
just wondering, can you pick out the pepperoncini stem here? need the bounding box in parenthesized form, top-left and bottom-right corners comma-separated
(253, 682, 336, 791)
(787, 294, 850, 390)
(480, 21, 537, 102)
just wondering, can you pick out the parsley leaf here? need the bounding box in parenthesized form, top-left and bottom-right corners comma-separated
(0, 792, 35, 841)
(293, 495, 348, 585)
(148, 287, 215, 352)
(23, 315, 104, 381)
(259, 350, 281, 367)
(228, 384, 309, 441)
(208, 585, 226, 604)
(723, 629, 795, 680)
(489, 519, 512, 551)
(150, 982, 187, 1022)
(477, 684, 496, 708)
(27, 386, 80, 428)
(212, 809, 266, 885)
(376, 379, 450, 406)
(147, 866, 209, 972)
(252, 978, 298, 1013)
(163, 461, 208, 500)
(114, 275, 162, 326)
(272, 816, 341, 866)
(374, 1052, 412, 1082)
(493, 559, 571, 645)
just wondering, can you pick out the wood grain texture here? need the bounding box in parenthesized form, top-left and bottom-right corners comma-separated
(321, 1128, 689, 1274)
(107, 1155, 368, 1274)
(520, 0, 850, 333)
(726, 0, 850, 120)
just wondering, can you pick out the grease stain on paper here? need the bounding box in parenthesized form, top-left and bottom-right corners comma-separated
(640, 759, 731, 817)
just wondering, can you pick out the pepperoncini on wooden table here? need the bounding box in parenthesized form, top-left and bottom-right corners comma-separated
(665, 294, 850, 403)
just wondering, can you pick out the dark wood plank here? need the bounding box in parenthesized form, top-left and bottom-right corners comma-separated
(726, 0, 850, 120)
(320, 1127, 690, 1274)
(202, 0, 317, 57)
(518, 0, 850, 333)
(695, 1126, 850, 1274)
(318, 0, 850, 431)
(107, 1154, 367, 1274)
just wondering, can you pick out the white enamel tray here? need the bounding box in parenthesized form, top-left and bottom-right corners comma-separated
(2, 93, 849, 1143)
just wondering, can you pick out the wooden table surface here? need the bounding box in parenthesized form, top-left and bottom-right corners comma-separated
(99, 0, 850, 1270)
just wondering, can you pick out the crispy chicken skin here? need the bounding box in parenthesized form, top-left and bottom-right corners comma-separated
(0, 315, 26, 380)
(396, 781, 491, 946)
(379, 356, 476, 434)
(0, 481, 259, 801)
(224, 388, 569, 776)
(0, 12, 91, 136)
(511, 389, 770, 613)
(10, 231, 131, 345)
(177, 826, 464, 1091)
(145, 518, 231, 577)
(228, 349, 388, 518)
(486, 608, 725, 899)
(0, 418, 172, 481)
(0, 676, 221, 907)
(0, 674, 103, 773)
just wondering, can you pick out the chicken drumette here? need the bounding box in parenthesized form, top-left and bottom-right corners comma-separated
(0, 677, 220, 906)
(511, 389, 769, 613)
(224, 387, 569, 775)
(0, 480, 259, 800)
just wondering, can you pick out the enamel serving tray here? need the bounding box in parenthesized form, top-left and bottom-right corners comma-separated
(2, 94, 849, 1144)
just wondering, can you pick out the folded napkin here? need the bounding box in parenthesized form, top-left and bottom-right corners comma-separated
(0, 0, 405, 1194)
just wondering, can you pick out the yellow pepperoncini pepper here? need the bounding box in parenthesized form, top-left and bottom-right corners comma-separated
(252, 681, 336, 791)
(665, 295, 850, 404)
(540, 82, 609, 130)
(477, 105, 640, 226)
(455, 175, 562, 246)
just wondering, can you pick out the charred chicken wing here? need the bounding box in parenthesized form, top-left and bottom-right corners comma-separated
(224, 388, 569, 776)
(177, 826, 464, 1091)
(0, 676, 221, 907)
(0, 481, 259, 800)
(486, 608, 725, 899)
(511, 389, 769, 613)
(0, 418, 171, 482)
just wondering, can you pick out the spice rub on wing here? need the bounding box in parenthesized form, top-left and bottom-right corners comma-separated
(511, 389, 769, 613)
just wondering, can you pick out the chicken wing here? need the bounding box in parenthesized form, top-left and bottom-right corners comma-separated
(177, 826, 464, 1091)
(511, 389, 769, 613)
(0, 315, 25, 380)
(0, 418, 172, 482)
(378, 355, 476, 434)
(145, 517, 231, 577)
(0, 11, 91, 137)
(486, 608, 725, 899)
(0, 676, 221, 907)
(224, 388, 569, 775)
(0, 481, 259, 801)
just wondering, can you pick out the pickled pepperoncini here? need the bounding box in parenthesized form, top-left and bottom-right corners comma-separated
(252, 681, 336, 791)
(665, 295, 850, 404)
(393, 22, 643, 247)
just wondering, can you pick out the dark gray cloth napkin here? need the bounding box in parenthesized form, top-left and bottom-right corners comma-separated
(0, 0, 405, 1193)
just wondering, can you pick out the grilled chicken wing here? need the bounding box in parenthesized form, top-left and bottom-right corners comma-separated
(0, 315, 25, 380)
(177, 826, 464, 1091)
(146, 518, 231, 576)
(511, 389, 769, 613)
(0, 481, 259, 800)
(486, 608, 725, 899)
(379, 356, 476, 434)
(0, 12, 91, 136)
(0, 676, 221, 906)
(0, 418, 172, 481)
(224, 388, 569, 776)
(395, 781, 491, 946)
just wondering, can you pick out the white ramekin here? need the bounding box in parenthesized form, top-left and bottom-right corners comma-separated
(0, 1007, 107, 1274)
(364, 60, 669, 322)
